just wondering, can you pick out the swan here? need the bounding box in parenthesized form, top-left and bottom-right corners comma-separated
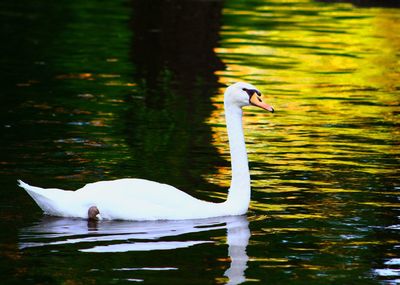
(18, 82, 274, 220)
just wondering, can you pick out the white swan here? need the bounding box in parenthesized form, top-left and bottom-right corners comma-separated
(18, 82, 274, 220)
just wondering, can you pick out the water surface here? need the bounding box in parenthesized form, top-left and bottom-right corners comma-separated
(0, 0, 399, 284)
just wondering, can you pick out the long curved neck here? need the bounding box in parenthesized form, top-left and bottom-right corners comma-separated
(225, 103, 250, 213)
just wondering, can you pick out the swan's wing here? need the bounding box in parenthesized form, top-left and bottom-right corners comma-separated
(75, 178, 211, 220)
(76, 178, 201, 207)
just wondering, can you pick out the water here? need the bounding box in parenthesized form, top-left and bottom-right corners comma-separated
(0, 0, 399, 284)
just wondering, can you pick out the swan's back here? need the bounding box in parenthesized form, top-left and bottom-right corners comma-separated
(76, 178, 215, 220)
(77, 178, 198, 206)
(20, 179, 225, 220)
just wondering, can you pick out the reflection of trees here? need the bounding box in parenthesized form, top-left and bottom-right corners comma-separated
(316, 0, 400, 8)
(126, 0, 226, 198)
(130, 0, 224, 89)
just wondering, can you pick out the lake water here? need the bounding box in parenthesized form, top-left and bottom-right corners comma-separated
(0, 0, 399, 284)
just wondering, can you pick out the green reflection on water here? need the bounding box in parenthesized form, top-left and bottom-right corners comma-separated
(0, 0, 399, 284)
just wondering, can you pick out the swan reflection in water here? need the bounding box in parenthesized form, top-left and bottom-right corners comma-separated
(19, 215, 250, 284)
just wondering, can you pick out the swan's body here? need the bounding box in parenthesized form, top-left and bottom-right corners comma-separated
(18, 82, 274, 220)
(19, 179, 237, 220)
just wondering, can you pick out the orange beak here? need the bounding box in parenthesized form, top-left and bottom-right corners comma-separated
(250, 94, 274, 112)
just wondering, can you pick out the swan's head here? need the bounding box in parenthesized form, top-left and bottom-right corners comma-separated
(224, 82, 274, 112)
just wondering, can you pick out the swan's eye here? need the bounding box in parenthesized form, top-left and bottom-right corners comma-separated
(242, 88, 261, 102)
(242, 88, 255, 96)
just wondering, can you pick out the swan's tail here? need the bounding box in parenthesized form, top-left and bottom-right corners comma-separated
(17, 180, 75, 217)
(18, 180, 45, 195)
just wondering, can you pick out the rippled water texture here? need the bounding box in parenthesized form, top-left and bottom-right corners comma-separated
(0, 0, 399, 284)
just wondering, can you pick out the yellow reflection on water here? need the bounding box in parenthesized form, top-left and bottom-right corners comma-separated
(207, 0, 400, 219)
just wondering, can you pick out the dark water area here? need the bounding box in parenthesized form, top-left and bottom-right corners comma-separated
(0, 0, 399, 284)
